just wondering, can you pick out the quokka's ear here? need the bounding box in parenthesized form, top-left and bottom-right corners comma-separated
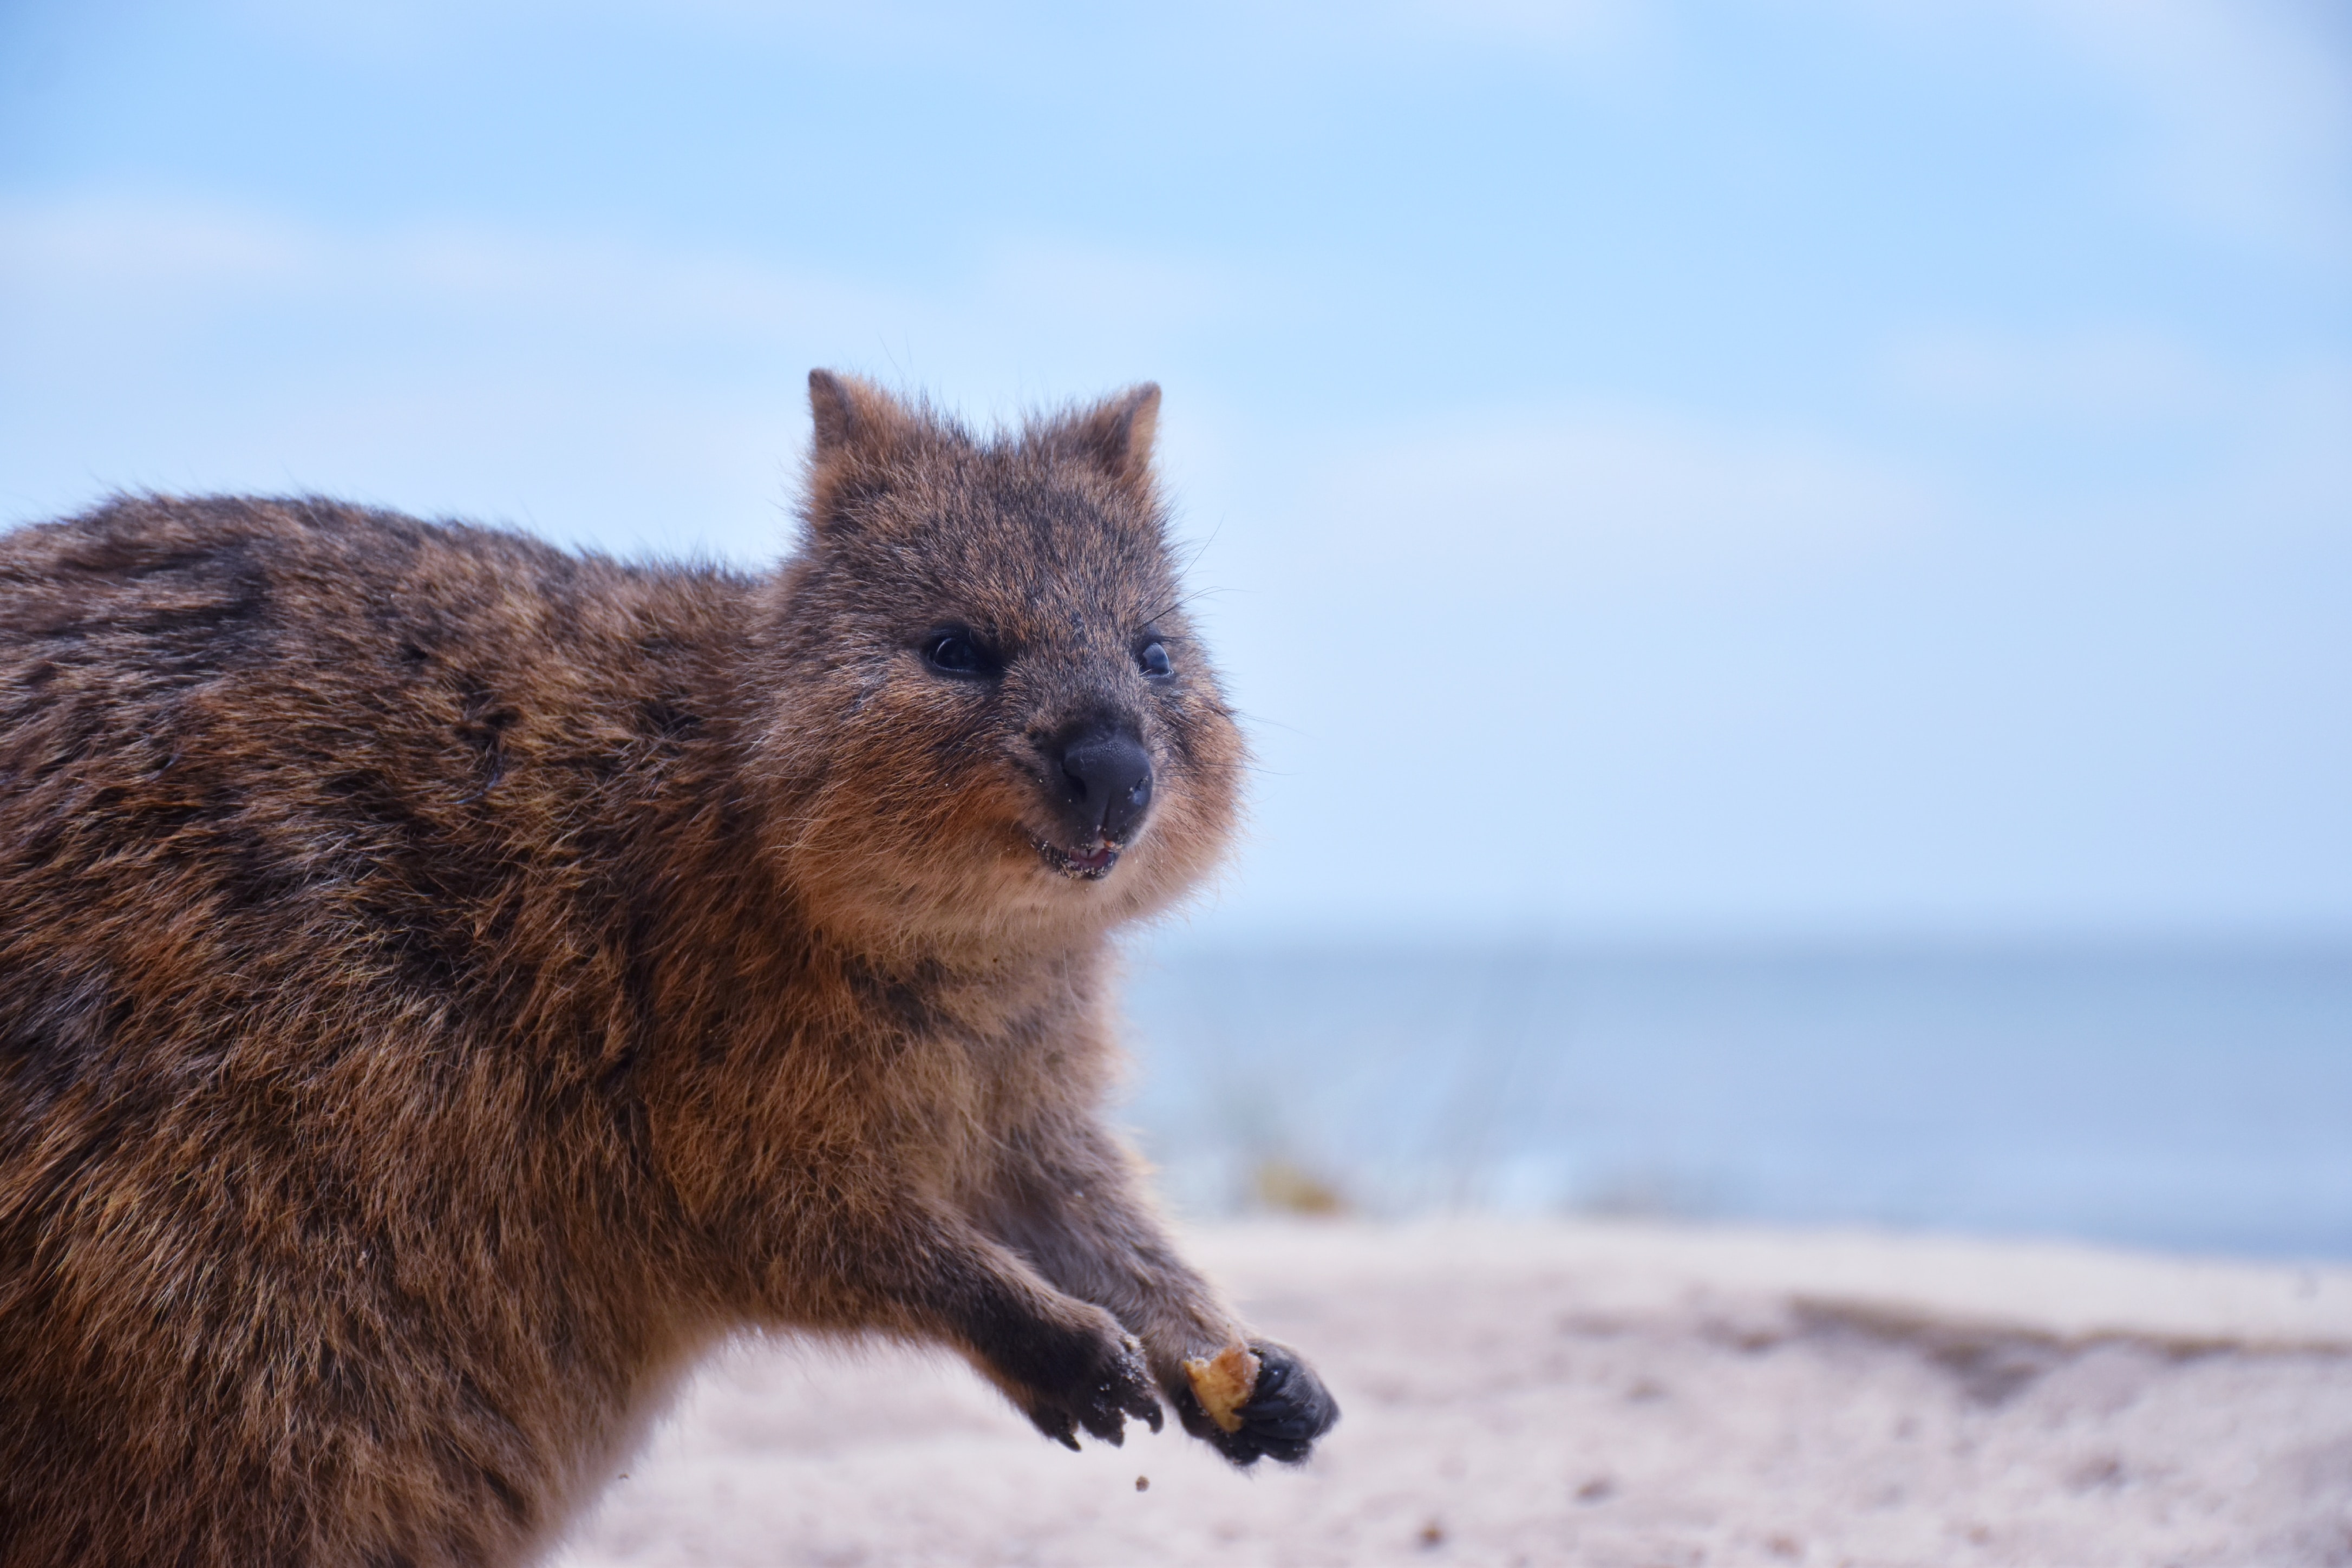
(807, 369, 914, 467)
(1069, 383, 1162, 492)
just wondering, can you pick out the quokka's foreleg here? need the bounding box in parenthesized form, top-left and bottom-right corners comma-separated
(983, 1120, 1341, 1465)
(822, 1201, 1164, 1449)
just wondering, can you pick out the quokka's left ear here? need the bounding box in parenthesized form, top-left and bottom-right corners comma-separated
(808, 369, 917, 467)
(1068, 383, 1162, 493)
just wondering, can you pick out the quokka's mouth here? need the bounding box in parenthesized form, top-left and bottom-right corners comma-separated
(1032, 835, 1121, 881)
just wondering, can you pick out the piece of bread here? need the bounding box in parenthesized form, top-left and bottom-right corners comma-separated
(1182, 1343, 1262, 1434)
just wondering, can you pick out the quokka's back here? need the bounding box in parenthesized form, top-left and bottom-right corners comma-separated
(0, 373, 1335, 1568)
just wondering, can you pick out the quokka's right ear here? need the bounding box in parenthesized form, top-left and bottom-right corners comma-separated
(807, 369, 914, 467)
(1068, 382, 1162, 495)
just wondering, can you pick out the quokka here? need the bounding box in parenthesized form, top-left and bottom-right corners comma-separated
(0, 373, 1337, 1567)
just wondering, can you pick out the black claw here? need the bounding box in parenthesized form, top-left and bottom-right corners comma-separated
(1032, 1406, 1083, 1451)
(1024, 1323, 1165, 1455)
(1143, 1402, 1165, 1433)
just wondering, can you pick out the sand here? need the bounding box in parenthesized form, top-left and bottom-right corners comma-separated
(551, 1220, 2352, 1567)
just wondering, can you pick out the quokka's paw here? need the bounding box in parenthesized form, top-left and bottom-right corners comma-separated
(1017, 1322, 1164, 1452)
(1175, 1340, 1338, 1467)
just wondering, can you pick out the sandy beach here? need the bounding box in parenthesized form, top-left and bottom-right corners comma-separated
(550, 1220, 2352, 1567)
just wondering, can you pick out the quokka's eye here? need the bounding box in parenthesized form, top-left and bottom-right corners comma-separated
(1136, 640, 1174, 678)
(922, 630, 999, 678)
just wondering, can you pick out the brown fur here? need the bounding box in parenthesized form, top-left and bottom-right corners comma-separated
(0, 374, 1335, 1567)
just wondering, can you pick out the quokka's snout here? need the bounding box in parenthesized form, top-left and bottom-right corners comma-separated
(1044, 720, 1152, 846)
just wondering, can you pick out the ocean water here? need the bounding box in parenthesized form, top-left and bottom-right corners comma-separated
(1114, 944, 2352, 1260)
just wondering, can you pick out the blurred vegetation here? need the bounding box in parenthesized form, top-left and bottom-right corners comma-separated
(1251, 1159, 1347, 1217)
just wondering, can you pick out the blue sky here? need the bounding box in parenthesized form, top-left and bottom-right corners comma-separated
(3, 0, 2347, 942)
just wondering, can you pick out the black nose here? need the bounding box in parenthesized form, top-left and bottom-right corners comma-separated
(1051, 728, 1153, 842)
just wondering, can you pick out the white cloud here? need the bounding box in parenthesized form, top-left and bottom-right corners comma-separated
(0, 194, 1271, 551)
(1288, 404, 1935, 599)
(0, 195, 897, 338)
(1843, 0, 2352, 260)
(0, 195, 1260, 390)
(1885, 326, 2216, 423)
(1378, 0, 1634, 53)
(1877, 322, 2352, 543)
(2035, 0, 2352, 260)
(2213, 361, 2352, 539)
(0, 198, 315, 289)
(224, 0, 1644, 85)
